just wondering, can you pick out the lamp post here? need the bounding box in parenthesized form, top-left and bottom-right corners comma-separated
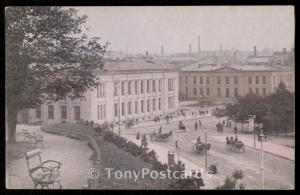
(259, 129, 265, 189)
(249, 115, 256, 148)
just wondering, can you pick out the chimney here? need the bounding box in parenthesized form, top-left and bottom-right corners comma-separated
(161, 46, 164, 55)
(189, 44, 192, 55)
(254, 46, 257, 56)
(198, 36, 200, 53)
(283, 48, 286, 53)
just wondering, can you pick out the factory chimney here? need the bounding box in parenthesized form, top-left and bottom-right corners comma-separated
(161, 46, 164, 55)
(254, 46, 257, 57)
(189, 44, 192, 55)
(198, 36, 200, 53)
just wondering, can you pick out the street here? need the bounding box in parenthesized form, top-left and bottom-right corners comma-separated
(121, 111, 294, 189)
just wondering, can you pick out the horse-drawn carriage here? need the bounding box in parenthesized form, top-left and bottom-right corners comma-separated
(226, 137, 245, 153)
(150, 131, 172, 142)
(191, 140, 211, 155)
(216, 123, 223, 133)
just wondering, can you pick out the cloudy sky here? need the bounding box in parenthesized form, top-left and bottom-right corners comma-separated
(76, 6, 294, 54)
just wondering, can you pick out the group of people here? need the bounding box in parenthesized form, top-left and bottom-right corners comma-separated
(226, 135, 243, 144)
(191, 109, 209, 117)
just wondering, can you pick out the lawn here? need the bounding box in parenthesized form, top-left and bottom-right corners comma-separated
(95, 136, 172, 189)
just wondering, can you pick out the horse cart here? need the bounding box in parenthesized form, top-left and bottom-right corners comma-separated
(178, 121, 186, 131)
(226, 138, 245, 153)
(191, 140, 211, 155)
(150, 131, 172, 142)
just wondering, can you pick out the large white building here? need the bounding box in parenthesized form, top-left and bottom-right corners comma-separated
(27, 59, 179, 125)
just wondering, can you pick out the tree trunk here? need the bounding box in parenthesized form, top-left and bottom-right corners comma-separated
(6, 108, 18, 143)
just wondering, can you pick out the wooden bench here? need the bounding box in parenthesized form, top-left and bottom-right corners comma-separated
(22, 129, 44, 149)
(25, 149, 62, 189)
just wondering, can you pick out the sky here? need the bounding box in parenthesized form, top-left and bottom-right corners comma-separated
(75, 6, 295, 54)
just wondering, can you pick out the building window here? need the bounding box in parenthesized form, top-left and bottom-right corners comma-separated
(36, 107, 41, 118)
(97, 105, 100, 119)
(147, 80, 150, 93)
(168, 96, 175, 109)
(74, 106, 80, 121)
(194, 77, 197, 84)
(226, 77, 229, 84)
(217, 76, 221, 84)
(153, 99, 156, 111)
(153, 80, 156, 92)
(61, 105, 67, 120)
(234, 88, 238, 97)
(128, 102, 131, 115)
(159, 79, 162, 92)
(206, 88, 210, 96)
(256, 76, 259, 84)
(128, 81, 132, 95)
(186, 87, 188, 96)
(48, 105, 54, 119)
(255, 88, 259, 95)
(186, 76, 188, 84)
(200, 77, 203, 84)
(135, 81, 138, 94)
(226, 88, 230, 97)
(248, 76, 252, 85)
(200, 88, 203, 96)
(217, 88, 221, 97)
(147, 99, 150, 112)
(121, 82, 125, 95)
(234, 76, 238, 84)
(102, 104, 106, 119)
(206, 77, 210, 84)
(263, 76, 266, 84)
(102, 83, 105, 97)
(97, 84, 99, 98)
(262, 88, 266, 95)
(121, 102, 125, 116)
(249, 88, 252, 94)
(141, 80, 144, 94)
(158, 98, 161, 110)
(168, 79, 174, 91)
(135, 101, 138, 114)
(194, 88, 197, 95)
(114, 103, 118, 117)
(114, 82, 118, 96)
(141, 100, 144, 113)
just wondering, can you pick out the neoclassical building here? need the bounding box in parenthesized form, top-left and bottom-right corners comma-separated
(27, 59, 179, 125)
(179, 63, 294, 103)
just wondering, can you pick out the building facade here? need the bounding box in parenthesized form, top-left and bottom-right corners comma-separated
(28, 60, 179, 125)
(179, 63, 294, 103)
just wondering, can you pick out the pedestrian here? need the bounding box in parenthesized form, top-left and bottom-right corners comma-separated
(195, 122, 198, 131)
(234, 126, 237, 134)
(192, 112, 194, 117)
(229, 122, 232, 128)
(223, 120, 225, 126)
(206, 110, 208, 115)
(199, 120, 202, 126)
(159, 126, 162, 135)
(136, 131, 140, 140)
(175, 140, 178, 148)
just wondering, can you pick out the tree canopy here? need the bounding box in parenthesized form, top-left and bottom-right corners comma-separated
(5, 7, 108, 142)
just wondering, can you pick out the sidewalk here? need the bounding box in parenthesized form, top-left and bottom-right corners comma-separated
(122, 134, 224, 189)
(212, 134, 294, 161)
(6, 125, 93, 189)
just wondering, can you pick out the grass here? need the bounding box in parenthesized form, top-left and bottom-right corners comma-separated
(95, 137, 172, 189)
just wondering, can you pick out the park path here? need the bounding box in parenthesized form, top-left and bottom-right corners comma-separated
(122, 134, 224, 189)
(6, 124, 93, 189)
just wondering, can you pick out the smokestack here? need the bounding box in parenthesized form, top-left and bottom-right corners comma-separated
(198, 36, 200, 53)
(254, 46, 257, 56)
(189, 44, 192, 55)
(161, 45, 164, 55)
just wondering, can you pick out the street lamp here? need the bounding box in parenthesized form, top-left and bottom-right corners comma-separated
(259, 129, 265, 189)
(249, 115, 256, 148)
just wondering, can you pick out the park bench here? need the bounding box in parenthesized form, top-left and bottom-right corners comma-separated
(25, 149, 62, 189)
(22, 129, 44, 149)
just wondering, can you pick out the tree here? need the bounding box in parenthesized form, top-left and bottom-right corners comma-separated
(5, 7, 108, 142)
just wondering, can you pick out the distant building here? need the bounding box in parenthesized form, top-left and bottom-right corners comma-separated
(247, 46, 272, 65)
(269, 48, 295, 66)
(28, 59, 179, 125)
(179, 63, 294, 103)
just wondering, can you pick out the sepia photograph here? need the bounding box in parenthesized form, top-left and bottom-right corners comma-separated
(5, 6, 295, 190)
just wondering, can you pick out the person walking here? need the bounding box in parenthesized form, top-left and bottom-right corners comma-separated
(195, 122, 198, 131)
(199, 120, 202, 126)
(234, 126, 237, 134)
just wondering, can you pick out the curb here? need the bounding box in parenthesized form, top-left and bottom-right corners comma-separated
(245, 145, 294, 162)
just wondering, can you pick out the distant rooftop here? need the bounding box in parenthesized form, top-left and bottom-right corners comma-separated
(247, 56, 271, 63)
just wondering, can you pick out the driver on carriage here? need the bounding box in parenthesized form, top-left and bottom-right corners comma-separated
(197, 136, 202, 144)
